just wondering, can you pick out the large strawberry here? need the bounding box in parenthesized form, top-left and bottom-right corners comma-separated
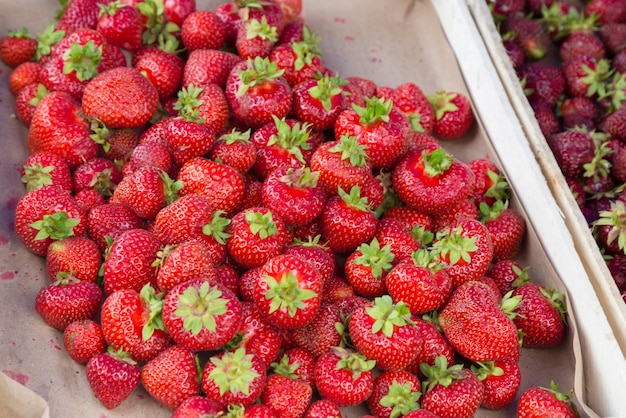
(180, 10, 226, 51)
(96, 1, 143, 52)
(348, 295, 421, 372)
(45, 236, 101, 284)
(162, 279, 243, 351)
(517, 381, 578, 418)
(404, 315, 455, 376)
(155, 240, 217, 292)
(85, 348, 141, 409)
(291, 301, 342, 357)
(183, 48, 242, 90)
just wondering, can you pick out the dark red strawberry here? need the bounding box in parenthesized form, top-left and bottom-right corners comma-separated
(86, 349, 141, 409)
(547, 129, 595, 178)
(518, 63, 565, 108)
(504, 15, 552, 61)
(97, 1, 143, 52)
(56, 0, 103, 33)
(0, 28, 37, 68)
(63, 319, 107, 364)
(471, 359, 521, 410)
(181, 10, 227, 51)
(110, 167, 178, 220)
(21, 152, 73, 193)
(367, 370, 422, 418)
(72, 157, 122, 198)
(208, 128, 257, 174)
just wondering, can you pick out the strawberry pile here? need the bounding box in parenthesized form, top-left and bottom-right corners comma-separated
(3, 0, 578, 416)
(488, 0, 626, 303)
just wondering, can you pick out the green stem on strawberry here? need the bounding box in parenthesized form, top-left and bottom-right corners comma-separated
(337, 185, 372, 213)
(207, 347, 261, 396)
(174, 281, 229, 335)
(218, 128, 252, 145)
(270, 353, 300, 378)
(500, 290, 523, 320)
(21, 162, 55, 192)
(352, 96, 392, 125)
(353, 237, 395, 279)
(159, 171, 183, 205)
(244, 16, 279, 43)
(308, 73, 346, 111)
(420, 147, 453, 178)
(35, 23, 65, 61)
(138, 0, 180, 48)
(421, 355, 467, 392)
(594, 200, 626, 253)
(366, 295, 413, 337)
(173, 84, 206, 123)
(245, 209, 278, 238)
(139, 283, 166, 340)
(431, 225, 478, 265)
(470, 361, 504, 381)
(268, 115, 312, 164)
(379, 380, 422, 418)
(202, 210, 231, 245)
(264, 272, 318, 317)
(329, 135, 369, 167)
(30, 211, 80, 241)
(279, 166, 320, 189)
(237, 56, 285, 96)
(62, 40, 102, 81)
(331, 346, 376, 380)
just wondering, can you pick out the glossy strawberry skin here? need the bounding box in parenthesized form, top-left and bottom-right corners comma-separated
(292, 77, 345, 131)
(478, 358, 522, 410)
(420, 366, 484, 418)
(517, 385, 577, 418)
(85, 202, 144, 252)
(291, 301, 342, 357)
(183, 49, 242, 90)
(320, 194, 378, 254)
(63, 319, 107, 364)
(405, 317, 455, 376)
(133, 47, 184, 100)
(0, 31, 37, 68)
(46, 236, 101, 283)
(110, 167, 169, 220)
(484, 207, 526, 262)
(34, 279, 102, 330)
(261, 374, 313, 418)
(21, 152, 73, 193)
(85, 351, 141, 409)
(512, 282, 565, 348)
(97, 3, 143, 52)
(367, 370, 422, 418)
(313, 349, 374, 407)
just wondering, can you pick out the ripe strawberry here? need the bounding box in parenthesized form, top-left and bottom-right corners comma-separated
(517, 381, 578, 418)
(599, 23, 626, 55)
(100, 285, 172, 362)
(110, 167, 178, 220)
(504, 15, 551, 61)
(269, 26, 324, 86)
(85, 202, 143, 252)
(303, 399, 342, 418)
(21, 152, 73, 193)
(171, 396, 224, 418)
(155, 240, 217, 292)
(181, 10, 227, 51)
(547, 129, 595, 178)
(420, 356, 484, 418)
(518, 63, 565, 108)
(86, 349, 141, 409)
(124, 141, 175, 177)
(374, 217, 423, 264)
(72, 157, 122, 198)
(46, 236, 101, 284)
(8, 61, 41, 95)
(404, 315, 455, 377)
(344, 237, 394, 298)
(225, 56, 293, 128)
(599, 105, 626, 141)
(261, 373, 313, 418)
(183, 49, 242, 90)
(226, 206, 291, 269)
(560, 31, 606, 62)
(14, 185, 86, 256)
(292, 73, 347, 131)
(531, 98, 560, 138)
(97, 1, 143, 52)
(208, 128, 257, 174)
(56, 0, 102, 33)
(466, 157, 510, 208)
(512, 282, 566, 348)
(471, 359, 521, 410)
(164, 117, 217, 167)
(378, 81, 435, 134)
(334, 95, 409, 170)
(559, 96, 599, 131)
(0, 28, 37, 68)
(133, 46, 184, 100)
(63, 319, 107, 364)
(174, 82, 229, 136)
(479, 200, 526, 261)
(102, 228, 162, 294)
(236, 16, 279, 59)
(367, 370, 422, 418)
(96, 126, 142, 163)
(162, 279, 242, 351)
(428, 90, 473, 140)
(439, 281, 520, 362)
(177, 157, 246, 214)
(28, 91, 97, 169)
(562, 55, 611, 99)
(291, 301, 342, 357)
(270, 347, 316, 389)
(14, 79, 47, 123)
(34, 276, 102, 330)
(392, 147, 474, 215)
(141, 345, 201, 410)
(284, 236, 336, 284)
(201, 347, 267, 408)
(488, 259, 531, 296)
(234, 173, 265, 212)
(82, 66, 160, 128)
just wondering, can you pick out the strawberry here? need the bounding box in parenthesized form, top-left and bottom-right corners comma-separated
(512, 282, 566, 348)
(320, 185, 378, 254)
(270, 347, 316, 388)
(559, 96, 599, 131)
(392, 147, 474, 215)
(97, 1, 143, 52)
(96, 126, 142, 163)
(504, 15, 551, 61)
(314, 347, 375, 407)
(133, 46, 185, 100)
(268, 26, 324, 86)
(14, 185, 86, 256)
(427, 90, 473, 140)
(63, 319, 107, 364)
(488, 259, 531, 296)
(85, 349, 141, 409)
(72, 157, 122, 198)
(599, 105, 626, 141)
(531, 98, 560, 138)
(162, 279, 242, 351)
(34, 276, 102, 330)
(46, 236, 101, 284)
(100, 285, 172, 362)
(180, 10, 227, 51)
(385, 249, 452, 315)
(56, 0, 103, 33)
(291, 301, 342, 357)
(598, 23, 626, 55)
(334, 95, 409, 170)
(164, 116, 217, 167)
(82, 66, 160, 128)
(367, 370, 422, 418)
(380, 81, 435, 134)
(27, 91, 97, 169)
(21, 152, 73, 193)
(383, 205, 433, 232)
(236, 16, 279, 59)
(517, 381, 578, 418)
(292, 73, 347, 131)
(466, 157, 510, 208)
(261, 166, 325, 227)
(174, 82, 229, 136)
(102, 228, 162, 294)
(283, 236, 336, 284)
(471, 358, 521, 410)
(0, 28, 37, 68)
(124, 141, 175, 177)
(404, 315, 455, 376)
(518, 63, 565, 108)
(208, 128, 257, 174)
(183, 49, 242, 90)
(162, 0, 195, 26)
(226, 206, 292, 269)
(438, 281, 520, 362)
(303, 399, 342, 418)
(479, 200, 526, 261)
(344, 237, 394, 298)
(177, 157, 246, 214)
(562, 55, 611, 99)
(374, 217, 423, 264)
(155, 240, 217, 292)
(137, 0, 182, 49)
(547, 129, 595, 178)
(74, 189, 106, 213)
(201, 347, 267, 408)
(560, 31, 606, 62)
(420, 356, 484, 418)
(141, 345, 201, 410)
(171, 396, 224, 418)
(225, 56, 293, 128)
(261, 373, 313, 418)
(85, 202, 143, 252)
(8, 61, 42, 96)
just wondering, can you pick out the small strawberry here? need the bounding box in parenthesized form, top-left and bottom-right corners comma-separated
(208, 128, 257, 174)
(46, 236, 101, 284)
(97, 1, 143, 52)
(381, 81, 435, 134)
(344, 237, 394, 298)
(21, 152, 73, 193)
(488, 259, 531, 296)
(35, 275, 102, 331)
(467, 157, 511, 208)
(141, 345, 201, 410)
(428, 90, 474, 140)
(173, 81, 229, 136)
(291, 301, 343, 357)
(155, 240, 217, 292)
(85, 348, 141, 409)
(183, 49, 242, 90)
(367, 370, 422, 418)
(374, 217, 423, 265)
(0, 28, 38, 68)
(518, 63, 565, 108)
(479, 200, 526, 261)
(236, 16, 279, 59)
(517, 381, 578, 418)
(270, 347, 316, 389)
(133, 46, 185, 100)
(57, 0, 102, 33)
(72, 157, 122, 198)
(123, 141, 174, 177)
(164, 116, 217, 168)
(8, 61, 42, 96)
(404, 315, 455, 376)
(85, 202, 143, 252)
(292, 73, 347, 131)
(303, 399, 342, 418)
(181, 10, 227, 51)
(504, 15, 551, 61)
(471, 359, 521, 410)
(63, 319, 107, 364)
(269, 25, 324, 86)
(261, 373, 313, 418)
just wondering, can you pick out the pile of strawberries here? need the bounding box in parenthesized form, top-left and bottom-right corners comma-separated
(2, 0, 580, 416)
(488, 0, 626, 302)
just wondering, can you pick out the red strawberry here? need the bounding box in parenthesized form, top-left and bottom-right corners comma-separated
(439, 281, 520, 362)
(320, 185, 378, 254)
(133, 46, 184, 100)
(63, 319, 107, 364)
(86, 349, 141, 409)
(489, 259, 531, 296)
(548, 129, 596, 178)
(141, 345, 201, 410)
(183, 49, 242, 90)
(404, 315, 455, 376)
(72, 157, 122, 198)
(162, 279, 242, 351)
(21, 152, 72, 193)
(303, 399, 342, 418)
(562, 55, 611, 99)
(97, 1, 143, 52)
(374, 217, 423, 264)
(181, 10, 227, 51)
(226, 206, 292, 269)
(82, 66, 160, 128)
(225, 56, 293, 128)
(8, 61, 42, 96)
(155, 240, 217, 292)
(0, 28, 37, 68)
(14, 185, 86, 256)
(261, 373, 313, 418)
(100, 285, 172, 362)
(291, 301, 342, 357)
(344, 237, 394, 298)
(512, 282, 566, 348)
(269, 26, 324, 86)
(479, 200, 526, 261)
(102, 228, 162, 294)
(124, 141, 175, 177)
(517, 382, 578, 418)
(420, 356, 484, 418)
(46, 236, 101, 284)
(85, 202, 143, 252)
(367, 370, 422, 418)
(96, 126, 142, 163)
(270, 347, 316, 388)
(28, 91, 97, 169)
(201, 347, 267, 408)
(518, 63, 565, 108)
(171, 396, 224, 418)
(348, 295, 420, 372)
(208, 128, 257, 174)
(599, 23, 626, 55)
(599, 105, 626, 141)
(428, 90, 474, 140)
(283, 236, 336, 285)
(162, 0, 195, 26)
(292, 73, 347, 130)
(177, 157, 246, 214)
(392, 147, 474, 215)
(334, 96, 409, 170)
(236, 16, 279, 59)
(34, 276, 102, 330)
(110, 167, 178, 220)
(559, 96, 599, 131)
(57, 0, 103, 33)
(531, 98, 560, 138)
(164, 117, 217, 167)
(560, 31, 606, 62)
(174, 82, 229, 135)
(467, 157, 511, 208)
(471, 359, 521, 410)
(382, 81, 435, 134)
(74, 189, 106, 213)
